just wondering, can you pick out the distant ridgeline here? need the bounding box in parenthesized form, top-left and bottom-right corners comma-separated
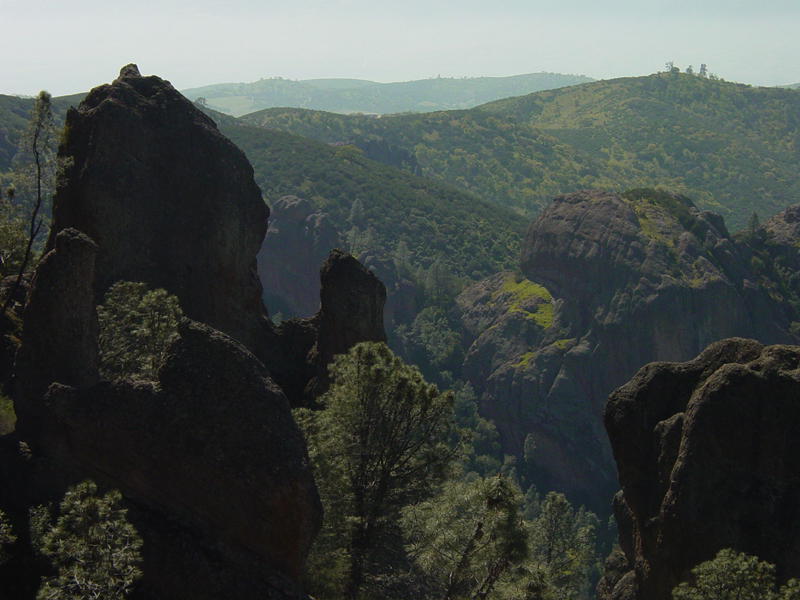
(180, 72, 595, 117)
(2, 71, 799, 268)
(241, 72, 800, 231)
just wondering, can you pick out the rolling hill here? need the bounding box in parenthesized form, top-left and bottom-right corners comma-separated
(242, 72, 800, 231)
(181, 72, 594, 117)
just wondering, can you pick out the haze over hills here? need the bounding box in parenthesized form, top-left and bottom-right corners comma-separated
(243, 72, 800, 231)
(180, 72, 595, 117)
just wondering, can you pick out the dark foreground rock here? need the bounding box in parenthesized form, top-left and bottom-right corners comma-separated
(457, 189, 796, 510)
(600, 338, 800, 600)
(9, 226, 321, 598)
(1, 65, 391, 599)
(48, 63, 269, 350)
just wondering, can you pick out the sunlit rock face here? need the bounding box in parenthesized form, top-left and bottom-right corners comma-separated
(458, 190, 794, 511)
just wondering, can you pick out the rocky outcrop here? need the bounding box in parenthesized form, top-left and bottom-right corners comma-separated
(39, 64, 388, 407)
(4, 66, 394, 598)
(10, 222, 321, 596)
(42, 319, 321, 582)
(260, 249, 388, 404)
(48, 64, 269, 349)
(601, 339, 800, 600)
(13, 229, 99, 439)
(258, 196, 341, 318)
(305, 249, 387, 396)
(457, 190, 795, 509)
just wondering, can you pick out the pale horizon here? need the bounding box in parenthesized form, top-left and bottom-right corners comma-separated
(3, 0, 799, 97)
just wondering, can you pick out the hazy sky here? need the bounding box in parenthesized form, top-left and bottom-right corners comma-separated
(3, 0, 799, 97)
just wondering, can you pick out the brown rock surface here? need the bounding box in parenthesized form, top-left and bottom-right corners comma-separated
(258, 195, 341, 319)
(457, 189, 794, 509)
(603, 338, 800, 600)
(48, 64, 268, 349)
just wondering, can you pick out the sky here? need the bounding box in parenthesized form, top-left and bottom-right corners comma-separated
(3, 0, 800, 97)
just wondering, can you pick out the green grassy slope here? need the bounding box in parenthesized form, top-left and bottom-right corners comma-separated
(242, 73, 800, 231)
(181, 72, 594, 117)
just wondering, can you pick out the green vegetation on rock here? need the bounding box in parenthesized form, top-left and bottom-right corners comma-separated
(0, 393, 15, 435)
(491, 275, 554, 329)
(98, 281, 182, 381)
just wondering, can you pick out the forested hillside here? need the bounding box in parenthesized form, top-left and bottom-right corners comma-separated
(218, 120, 528, 278)
(243, 72, 800, 231)
(181, 72, 594, 117)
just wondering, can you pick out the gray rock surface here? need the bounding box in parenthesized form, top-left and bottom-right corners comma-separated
(258, 195, 340, 318)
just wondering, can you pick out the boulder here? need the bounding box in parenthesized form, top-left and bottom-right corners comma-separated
(42, 319, 321, 584)
(603, 338, 800, 599)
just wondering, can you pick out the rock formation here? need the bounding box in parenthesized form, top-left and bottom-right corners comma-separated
(48, 63, 268, 350)
(457, 189, 795, 509)
(600, 338, 800, 600)
(305, 249, 388, 396)
(3, 65, 392, 598)
(260, 249, 388, 405)
(9, 226, 321, 597)
(258, 195, 341, 318)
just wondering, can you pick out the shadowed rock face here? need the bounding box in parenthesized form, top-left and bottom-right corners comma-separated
(44, 319, 322, 583)
(457, 190, 794, 510)
(5, 66, 393, 598)
(13, 229, 99, 438)
(48, 64, 269, 349)
(261, 249, 388, 405)
(600, 338, 800, 600)
(258, 195, 341, 319)
(11, 226, 321, 597)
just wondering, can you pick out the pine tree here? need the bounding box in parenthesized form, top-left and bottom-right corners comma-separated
(33, 481, 143, 600)
(672, 549, 800, 600)
(295, 342, 458, 600)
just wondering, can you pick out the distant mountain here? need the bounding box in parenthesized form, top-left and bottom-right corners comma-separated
(243, 73, 800, 231)
(180, 72, 595, 117)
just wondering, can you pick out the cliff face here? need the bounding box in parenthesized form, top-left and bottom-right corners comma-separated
(601, 339, 800, 600)
(49, 63, 269, 349)
(4, 65, 389, 598)
(457, 189, 795, 507)
(258, 195, 341, 318)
